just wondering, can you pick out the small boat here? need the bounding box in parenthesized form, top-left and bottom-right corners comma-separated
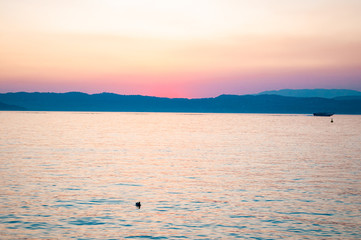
(313, 112, 334, 117)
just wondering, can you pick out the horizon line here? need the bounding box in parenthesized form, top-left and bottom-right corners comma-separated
(1, 88, 361, 100)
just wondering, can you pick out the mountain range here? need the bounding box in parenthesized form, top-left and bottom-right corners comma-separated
(257, 88, 361, 98)
(0, 89, 360, 114)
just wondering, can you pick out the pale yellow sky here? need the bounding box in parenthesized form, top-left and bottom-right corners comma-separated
(2, 0, 361, 37)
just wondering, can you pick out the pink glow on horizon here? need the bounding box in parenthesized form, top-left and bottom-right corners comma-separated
(1, 66, 361, 98)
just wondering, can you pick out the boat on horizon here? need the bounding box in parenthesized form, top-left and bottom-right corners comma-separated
(313, 112, 334, 117)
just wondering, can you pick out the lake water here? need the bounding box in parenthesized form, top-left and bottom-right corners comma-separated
(0, 112, 360, 239)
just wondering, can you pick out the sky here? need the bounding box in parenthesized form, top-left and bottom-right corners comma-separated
(0, 0, 361, 98)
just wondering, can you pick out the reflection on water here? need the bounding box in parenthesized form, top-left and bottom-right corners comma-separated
(0, 112, 360, 239)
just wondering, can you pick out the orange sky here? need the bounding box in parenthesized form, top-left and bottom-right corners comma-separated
(1, 0, 361, 98)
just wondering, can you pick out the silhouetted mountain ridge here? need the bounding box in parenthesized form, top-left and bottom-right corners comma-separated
(257, 88, 361, 98)
(0, 101, 26, 110)
(0, 91, 360, 114)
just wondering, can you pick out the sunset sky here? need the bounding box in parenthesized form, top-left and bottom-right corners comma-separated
(1, 0, 361, 98)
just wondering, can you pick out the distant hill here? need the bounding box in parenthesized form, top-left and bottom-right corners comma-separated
(0, 92, 360, 114)
(257, 89, 361, 98)
(334, 95, 361, 100)
(0, 101, 26, 110)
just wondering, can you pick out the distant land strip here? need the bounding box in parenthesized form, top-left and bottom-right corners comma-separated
(0, 91, 361, 114)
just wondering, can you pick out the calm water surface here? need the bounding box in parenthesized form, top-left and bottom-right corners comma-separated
(0, 112, 360, 239)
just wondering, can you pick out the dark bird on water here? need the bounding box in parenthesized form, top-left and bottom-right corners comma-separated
(135, 202, 141, 209)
